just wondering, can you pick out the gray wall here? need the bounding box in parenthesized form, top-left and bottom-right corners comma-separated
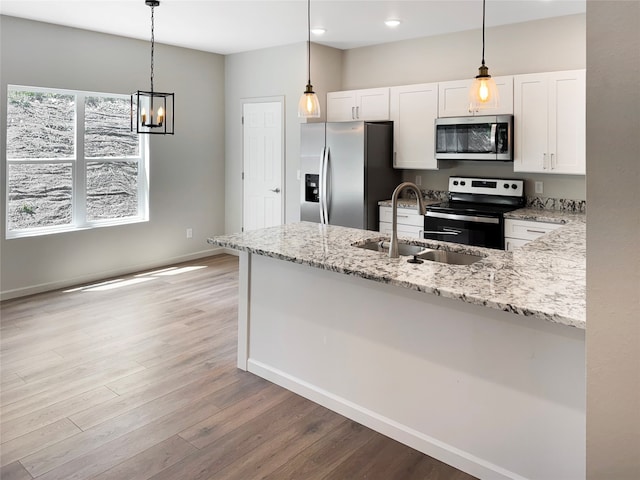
(586, 2, 640, 478)
(222, 14, 587, 236)
(342, 14, 587, 201)
(0, 16, 226, 298)
(224, 42, 342, 234)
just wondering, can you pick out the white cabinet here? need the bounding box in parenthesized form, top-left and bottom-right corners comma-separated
(389, 83, 438, 170)
(326, 88, 390, 122)
(513, 70, 585, 175)
(504, 218, 562, 251)
(379, 206, 423, 238)
(438, 76, 514, 117)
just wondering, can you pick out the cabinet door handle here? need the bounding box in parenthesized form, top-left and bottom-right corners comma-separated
(355, 106, 360, 119)
(543, 153, 548, 169)
(551, 153, 555, 169)
(351, 106, 355, 119)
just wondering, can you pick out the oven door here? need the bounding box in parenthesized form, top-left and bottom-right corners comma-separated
(424, 211, 504, 249)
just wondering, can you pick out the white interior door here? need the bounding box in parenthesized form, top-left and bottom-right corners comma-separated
(242, 101, 283, 231)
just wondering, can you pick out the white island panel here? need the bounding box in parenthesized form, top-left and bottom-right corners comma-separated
(243, 252, 585, 480)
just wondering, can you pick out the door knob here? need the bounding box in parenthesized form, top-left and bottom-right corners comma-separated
(270, 188, 281, 193)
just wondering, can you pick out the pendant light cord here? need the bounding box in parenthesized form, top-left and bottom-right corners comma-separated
(481, 0, 486, 67)
(306, 0, 311, 85)
(150, 4, 155, 93)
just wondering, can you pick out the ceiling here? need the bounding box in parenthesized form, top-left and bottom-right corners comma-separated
(0, 0, 586, 55)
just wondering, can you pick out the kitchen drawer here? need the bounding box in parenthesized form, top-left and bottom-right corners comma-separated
(505, 237, 530, 251)
(379, 222, 423, 238)
(379, 206, 424, 227)
(504, 218, 562, 241)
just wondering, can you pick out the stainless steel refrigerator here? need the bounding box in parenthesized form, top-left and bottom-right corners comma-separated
(300, 121, 401, 230)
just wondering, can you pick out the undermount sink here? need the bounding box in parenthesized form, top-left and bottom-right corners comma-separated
(356, 240, 429, 257)
(417, 249, 483, 265)
(354, 240, 483, 265)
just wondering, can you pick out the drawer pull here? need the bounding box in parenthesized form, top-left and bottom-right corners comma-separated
(526, 229, 546, 234)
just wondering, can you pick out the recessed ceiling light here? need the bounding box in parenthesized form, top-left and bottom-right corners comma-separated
(311, 27, 326, 35)
(385, 19, 401, 28)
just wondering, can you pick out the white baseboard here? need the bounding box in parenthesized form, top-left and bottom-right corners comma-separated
(1, 247, 224, 301)
(248, 359, 525, 480)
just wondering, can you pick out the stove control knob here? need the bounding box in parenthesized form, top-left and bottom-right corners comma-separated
(511, 184, 518, 189)
(460, 181, 466, 186)
(504, 183, 510, 189)
(453, 180, 459, 186)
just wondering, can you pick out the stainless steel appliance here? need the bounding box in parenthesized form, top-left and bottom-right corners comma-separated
(424, 176, 525, 249)
(300, 121, 401, 230)
(435, 115, 513, 161)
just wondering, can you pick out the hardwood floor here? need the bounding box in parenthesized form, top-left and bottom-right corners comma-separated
(1, 254, 477, 480)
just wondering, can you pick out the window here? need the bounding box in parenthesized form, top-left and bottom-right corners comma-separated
(6, 85, 148, 238)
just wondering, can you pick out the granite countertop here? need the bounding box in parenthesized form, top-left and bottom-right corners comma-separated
(505, 207, 586, 224)
(208, 212, 585, 329)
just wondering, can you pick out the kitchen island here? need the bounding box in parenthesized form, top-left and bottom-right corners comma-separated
(208, 217, 585, 480)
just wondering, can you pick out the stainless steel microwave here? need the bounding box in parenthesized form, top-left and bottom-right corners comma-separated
(435, 114, 513, 161)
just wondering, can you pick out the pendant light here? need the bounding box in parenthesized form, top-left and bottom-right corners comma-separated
(131, 0, 174, 134)
(468, 0, 499, 112)
(298, 0, 321, 118)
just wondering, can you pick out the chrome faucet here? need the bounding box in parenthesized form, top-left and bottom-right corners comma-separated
(389, 182, 426, 258)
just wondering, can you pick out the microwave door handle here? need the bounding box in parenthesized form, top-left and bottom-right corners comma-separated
(490, 123, 497, 153)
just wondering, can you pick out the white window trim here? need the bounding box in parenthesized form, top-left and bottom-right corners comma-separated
(5, 85, 149, 239)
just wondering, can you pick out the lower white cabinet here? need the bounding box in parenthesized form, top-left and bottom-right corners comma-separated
(504, 218, 562, 251)
(379, 206, 424, 238)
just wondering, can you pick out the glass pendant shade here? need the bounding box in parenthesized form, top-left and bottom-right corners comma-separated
(469, 65, 499, 111)
(298, 84, 321, 118)
(468, 0, 499, 112)
(298, 0, 321, 119)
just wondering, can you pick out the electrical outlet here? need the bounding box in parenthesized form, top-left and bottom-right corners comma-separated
(415, 175, 422, 186)
(535, 181, 543, 194)
(186, 228, 193, 239)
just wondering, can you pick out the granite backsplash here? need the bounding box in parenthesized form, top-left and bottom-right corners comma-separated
(401, 189, 586, 213)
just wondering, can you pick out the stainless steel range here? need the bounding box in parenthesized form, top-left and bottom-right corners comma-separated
(424, 176, 525, 250)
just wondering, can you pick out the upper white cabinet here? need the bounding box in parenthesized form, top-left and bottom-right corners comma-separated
(389, 83, 439, 170)
(326, 88, 390, 122)
(438, 76, 514, 117)
(513, 70, 586, 175)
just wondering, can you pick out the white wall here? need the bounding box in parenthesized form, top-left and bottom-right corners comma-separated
(342, 14, 587, 201)
(0, 16, 226, 299)
(586, 2, 640, 479)
(224, 42, 342, 234)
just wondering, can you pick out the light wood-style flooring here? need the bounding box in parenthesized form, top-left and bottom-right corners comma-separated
(1, 254, 476, 480)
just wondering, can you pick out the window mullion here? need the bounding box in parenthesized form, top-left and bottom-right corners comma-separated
(75, 93, 87, 227)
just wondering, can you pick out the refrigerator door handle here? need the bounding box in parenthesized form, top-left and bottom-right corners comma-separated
(318, 147, 326, 224)
(321, 147, 330, 224)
